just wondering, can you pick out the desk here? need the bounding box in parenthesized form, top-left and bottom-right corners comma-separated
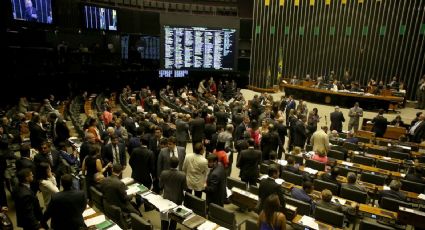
(362, 121, 407, 140)
(358, 204, 398, 221)
(282, 84, 403, 111)
(229, 187, 259, 211)
(398, 207, 425, 229)
(83, 206, 122, 229)
(335, 160, 403, 178)
(292, 214, 343, 230)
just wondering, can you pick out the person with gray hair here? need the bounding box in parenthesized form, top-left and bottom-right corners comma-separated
(380, 180, 407, 204)
(341, 172, 367, 192)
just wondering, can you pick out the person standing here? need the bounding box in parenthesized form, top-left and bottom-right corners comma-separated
(204, 154, 226, 207)
(237, 139, 261, 185)
(129, 138, 155, 189)
(372, 109, 388, 138)
(310, 126, 330, 155)
(157, 137, 186, 177)
(416, 75, 425, 109)
(182, 143, 208, 198)
(348, 102, 363, 132)
(330, 106, 345, 132)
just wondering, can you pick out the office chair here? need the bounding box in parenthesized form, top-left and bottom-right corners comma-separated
(380, 197, 411, 212)
(360, 172, 386, 186)
(284, 154, 304, 165)
(388, 151, 410, 160)
(352, 155, 375, 166)
(314, 206, 344, 228)
(340, 187, 368, 204)
(343, 142, 362, 151)
(336, 166, 358, 177)
(281, 171, 303, 186)
(285, 197, 311, 216)
(130, 213, 153, 230)
(400, 179, 425, 194)
(227, 177, 247, 190)
(313, 179, 339, 195)
(359, 220, 395, 230)
(327, 150, 346, 161)
(184, 193, 207, 217)
(305, 159, 326, 171)
(208, 203, 236, 230)
(90, 186, 104, 212)
(259, 163, 269, 175)
(376, 160, 399, 172)
(248, 185, 259, 196)
(366, 147, 388, 157)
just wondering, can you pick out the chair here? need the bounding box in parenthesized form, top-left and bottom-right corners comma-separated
(208, 203, 236, 230)
(259, 163, 269, 175)
(131, 213, 153, 230)
(366, 147, 388, 157)
(284, 154, 304, 165)
(313, 179, 339, 195)
(359, 220, 395, 230)
(380, 197, 411, 212)
(343, 142, 362, 151)
(327, 150, 345, 161)
(376, 160, 399, 172)
(400, 179, 425, 194)
(340, 187, 368, 204)
(356, 136, 370, 144)
(227, 177, 247, 190)
(90, 186, 104, 212)
(281, 171, 303, 186)
(184, 193, 207, 217)
(248, 185, 259, 195)
(314, 206, 344, 228)
(388, 151, 410, 160)
(335, 166, 358, 177)
(305, 159, 326, 171)
(285, 197, 311, 216)
(103, 201, 130, 230)
(360, 172, 386, 186)
(244, 219, 257, 230)
(352, 155, 375, 166)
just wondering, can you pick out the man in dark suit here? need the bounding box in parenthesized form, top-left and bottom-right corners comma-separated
(204, 154, 226, 207)
(379, 180, 407, 204)
(275, 117, 287, 158)
(235, 116, 250, 141)
(34, 141, 62, 187)
(159, 157, 187, 230)
(409, 114, 425, 143)
(157, 137, 186, 178)
(28, 112, 47, 150)
(190, 112, 205, 152)
(282, 156, 300, 175)
(78, 132, 97, 167)
(260, 124, 282, 161)
(48, 112, 70, 148)
(330, 106, 345, 133)
(372, 109, 388, 138)
(237, 139, 261, 185)
(102, 135, 127, 172)
(101, 164, 140, 215)
(215, 107, 228, 127)
(320, 167, 342, 191)
(258, 165, 285, 212)
(341, 172, 367, 192)
(293, 115, 307, 148)
(285, 95, 296, 125)
(175, 113, 189, 148)
(149, 127, 165, 158)
(16, 144, 38, 193)
(129, 138, 155, 189)
(43, 174, 87, 230)
(13, 168, 44, 230)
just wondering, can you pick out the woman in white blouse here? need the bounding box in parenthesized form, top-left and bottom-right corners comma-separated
(38, 162, 59, 207)
(182, 142, 208, 198)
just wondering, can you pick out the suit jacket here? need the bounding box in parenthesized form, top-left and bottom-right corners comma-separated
(43, 190, 87, 230)
(341, 183, 367, 193)
(157, 146, 185, 176)
(237, 147, 261, 181)
(175, 119, 189, 143)
(260, 131, 282, 160)
(316, 200, 343, 213)
(235, 122, 248, 141)
(29, 121, 47, 149)
(52, 119, 70, 146)
(259, 177, 285, 211)
(100, 175, 133, 213)
(282, 165, 300, 175)
(330, 111, 345, 132)
(293, 120, 307, 148)
(13, 183, 43, 229)
(16, 157, 36, 174)
(372, 115, 388, 137)
(34, 150, 62, 174)
(205, 164, 226, 206)
(159, 168, 187, 205)
(215, 111, 228, 127)
(102, 143, 127, 166)
(310, 130, 330, 154)
(190, 118, 205, 142)
(412, 121, 425, 143)
(129, 146, 155, 185)
(380, 189, 407, 202)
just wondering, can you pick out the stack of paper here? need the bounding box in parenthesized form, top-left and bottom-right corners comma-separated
(275, 178, 284, 185)
(383, 186, 391, 190)
(418, 194, 425, 200)
(332, 196, 346, 205)
(84, 214, 106, 227)
(277, 160, 288, 166)
(121, 177, 134, 185)
(303, 167, 318, 175)
(82, 208, 96, 218)
(259, 175, 269, 180)
(298, 215, 319, 230)
(126, 184, 140, 195)
(197, 220, 217, 230)
(226, 187, 232, 198)
(341, 161, 353, 167)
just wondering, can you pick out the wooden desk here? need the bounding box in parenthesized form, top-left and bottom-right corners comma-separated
(335, 160, 403, 178)
(229, 187, 258, 211)
(282, 84, 403, 111)
(398, 207, 425, 229)
(292, 214, 343, 230)
(362, 122, 407, 140)
(358, 204, 398, 221)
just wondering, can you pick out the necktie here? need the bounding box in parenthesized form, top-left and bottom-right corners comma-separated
(114, 145, 119, 164)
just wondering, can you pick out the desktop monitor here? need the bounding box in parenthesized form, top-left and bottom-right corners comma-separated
(11, 0, 53, 24)
(83, 5, 117, 31)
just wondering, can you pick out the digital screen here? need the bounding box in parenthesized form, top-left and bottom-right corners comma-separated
(11, 0, 53, 24)
(159, 69, 189, 78)
(164, 26, 236, 70)
(121, 35, 159, 60)
(83, 5, 117, 31)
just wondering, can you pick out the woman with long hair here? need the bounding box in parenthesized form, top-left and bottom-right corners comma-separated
(38, 162, 59, 207)
(258, 194, 286, 230)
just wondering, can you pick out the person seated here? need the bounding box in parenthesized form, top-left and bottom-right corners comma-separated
(311, 151, 328, 164)
(290, 146, 303, 157)
(390, 115, 405, 127)
(257, 194, 287, 230)
(291, 181, 315, 213)
(320, 167, 341, 189)
(282, 156, 300, 175)
(341, 172, 367, 192)
(344, 132, 358, 144)
(330, 80, 339, 92)
(317, 189, 354, 215)
(328, 130, 339, 139)
(405, 166, 425, 184)
(350, 82, 361, 92)
(379, 180, 407, 204)
(290, 76, 299, 85)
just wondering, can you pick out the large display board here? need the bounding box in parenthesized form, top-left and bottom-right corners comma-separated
(11, 0, 53, 24)
(121, 35, 159, 60)
(83, 5, 117, 31)
(163, 26, 236, 70)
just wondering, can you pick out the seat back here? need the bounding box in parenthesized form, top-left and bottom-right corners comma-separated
(353, 155, 375, 166)
(248, 185, 259, 195)
(366, 147, 388, 157)
(400, 179, 425, 194)
(343, 142, 361, 151)
(331, 145, 348, 155)
(244, 219, 257, 230)
(380, 197, 411, 212)
(208, 203, 235, 230)
(314, 206, 344, 228)
(285, 196, 311, 216)
(335, 166, 358, 177)
(313, 179, 339, 194)
(285, 154, 304, 165)
(259, 163, 269, 175)
(103, 200, 128, 229)
(184, 193, 207, 217)
(359, 220, 395, 230)
(340, 187, 368, 204)
(130, 213, 153, 230)
(360, 172, 386, 186)
(376, 160, 399, 172)
(281, 171, 303, 186)
(227, 177, 247, 190)
(90, 186, 104, 212)
(305, 159, 326, 171)
(388, 151, 410, 160)
(327, 150, 345, 160)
